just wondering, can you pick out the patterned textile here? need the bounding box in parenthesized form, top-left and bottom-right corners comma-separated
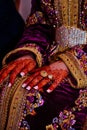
(0, 0, 87, 130)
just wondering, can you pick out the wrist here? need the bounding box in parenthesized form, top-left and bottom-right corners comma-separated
(56, 60, 69, 73)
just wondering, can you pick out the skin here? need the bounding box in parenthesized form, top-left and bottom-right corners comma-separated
(21, 60, 69, 93)
(0, 56, 36, 86)
(0, 56, 68, 92)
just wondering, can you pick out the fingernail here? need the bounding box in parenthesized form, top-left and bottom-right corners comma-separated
(46, 89, 52, 93)
(34, 86, 38, 90)
(20, 72, 25, 77)
(8, 83, 12, 87)
(22, 83, 27, 88)
(26, 86, 31, 90)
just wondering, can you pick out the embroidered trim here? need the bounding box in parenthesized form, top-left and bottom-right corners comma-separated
(26, 11, 47, 27)
(40, 0, 55, 25)
(0, 76, 28, 130)
(79, 0, 87, 30)
(0, 75, 44, 130)
(26, 88, 44, 115)
(70, 45, 87, 75)
(2, 45, 43, 67)
(58, 50, 87, 88)
(55, 26, 87, 52)
(60, 0, 68, 26)
(5, 77, 28, 130)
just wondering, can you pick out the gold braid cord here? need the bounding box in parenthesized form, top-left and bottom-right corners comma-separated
(59, 52, 87, 89)
(0, 76, 28, 130)
(60, 0, 78, 27)
(2, 46, 43, 67)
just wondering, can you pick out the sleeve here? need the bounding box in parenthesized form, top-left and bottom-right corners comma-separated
(2, 0, 52, 67)
(58, 44, 87, 89)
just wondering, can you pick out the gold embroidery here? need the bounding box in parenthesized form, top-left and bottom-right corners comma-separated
(6, 77, 28, 130)
(46, 124, 54, 130)
(59, 51, 87, 88)
(26, 11, 47, 27)
(0, 76, 28, 130)
(72, 0, 78, 27)
(2, 46, 43, 67)
(60, 0, 78, 27)
(60, 0, 68, 26)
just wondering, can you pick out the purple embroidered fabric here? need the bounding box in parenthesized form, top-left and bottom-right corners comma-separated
(5, 0, 87, 130)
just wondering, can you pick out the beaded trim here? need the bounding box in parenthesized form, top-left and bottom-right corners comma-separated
(40, 0, 87, 29)
(40, 0, 56, 25)
(26, 88, 44, 115)
(0, 76, 28, 130)
(2, 45, 43, 67)
(0, 75, 44, 130)
(5, 78, 28, 130)
(55, 26, 87, 52)
(70, 45, 87, 75)
(79, 0, 87, 30)
(58, 49, 87, 88)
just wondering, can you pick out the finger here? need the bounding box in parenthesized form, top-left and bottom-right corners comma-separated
(0, 58, 23, 76)
(21, 71, 40, 88)
(46, 76, 62, 93)
(20, 61, 36, 77)
(9, 60, 30, 85)
(0, 63, 16, 84)
(0, 58, 31, 84)
(37, 77, 51, 91)
(27, 75, 43, 89)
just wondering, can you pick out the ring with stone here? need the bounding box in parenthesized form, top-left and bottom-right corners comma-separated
(40, 70, 48, 78)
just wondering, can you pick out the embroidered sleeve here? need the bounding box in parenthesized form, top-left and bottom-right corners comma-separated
(58, 45, 87, 89)
(2, 0, 52, 67)
(2, 44, 43, 67)
(2, 19, 51, 67)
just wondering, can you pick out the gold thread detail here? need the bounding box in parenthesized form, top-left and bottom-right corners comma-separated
(2, 46, 43, 67)
(0, 76, 28, 130)
(59, 51, 87, 88)
(6, 78, 28, 130)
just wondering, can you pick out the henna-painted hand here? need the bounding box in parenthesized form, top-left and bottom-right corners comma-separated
(0, 56, 36, 86)
(22, 61, 69, 93)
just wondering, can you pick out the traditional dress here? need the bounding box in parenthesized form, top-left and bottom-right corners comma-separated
(0, 0, 87, 130)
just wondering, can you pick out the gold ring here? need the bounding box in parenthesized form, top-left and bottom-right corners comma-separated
(40, 70, 48, 77)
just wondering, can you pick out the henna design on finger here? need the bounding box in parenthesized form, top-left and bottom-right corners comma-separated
(28, 75, 43, 88)
(22, 71, 40, 88)
(20, 60, 36, 76)
(9, 61, 29, 85)
(37, 77, 51, 90)
(46, 70, 68, 93)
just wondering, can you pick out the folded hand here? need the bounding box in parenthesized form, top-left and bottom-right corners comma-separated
(22, 61, 68, 93)
(0, 56, 36, 86)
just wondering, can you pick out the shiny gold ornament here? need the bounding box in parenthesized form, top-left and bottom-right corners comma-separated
(40, 70, 48, 77)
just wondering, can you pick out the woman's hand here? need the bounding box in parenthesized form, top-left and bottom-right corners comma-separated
(22, 61, 69, 93)
(0, 56, 36, 86)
